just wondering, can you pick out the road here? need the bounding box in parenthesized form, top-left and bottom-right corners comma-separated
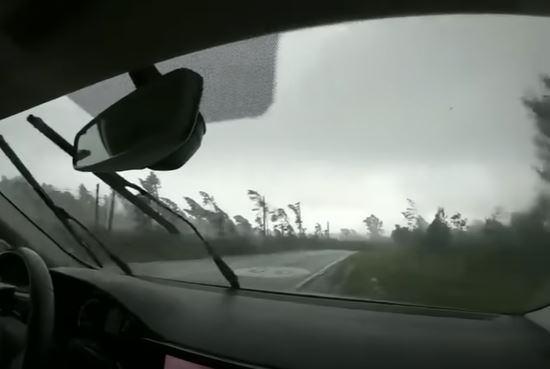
(129, 249, 355, 291)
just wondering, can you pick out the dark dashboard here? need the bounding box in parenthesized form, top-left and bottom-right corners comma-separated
(49, 267, 550, 369)
(54, 286, 143, 339)
(51, 274, 151, 369)
(51, 269, 260, 369)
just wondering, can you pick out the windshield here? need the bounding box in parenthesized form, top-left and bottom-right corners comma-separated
(1, 14, 550, 313)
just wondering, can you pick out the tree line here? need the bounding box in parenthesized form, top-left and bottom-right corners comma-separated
(1, 168, 547, 249)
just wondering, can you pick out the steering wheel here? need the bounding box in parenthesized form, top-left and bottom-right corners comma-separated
(0, 247, 54, 369)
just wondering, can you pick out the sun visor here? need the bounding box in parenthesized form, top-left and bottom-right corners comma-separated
(68, 34, 278, 123)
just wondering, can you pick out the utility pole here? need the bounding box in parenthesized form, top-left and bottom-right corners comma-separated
(94, 183, 100, 230)
(262, 196, 268, 237)
(325, 221, 330, 239)
(107, 189, 116, 232)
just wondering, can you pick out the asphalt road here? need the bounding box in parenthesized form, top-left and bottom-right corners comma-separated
(130, 249, 355, 291)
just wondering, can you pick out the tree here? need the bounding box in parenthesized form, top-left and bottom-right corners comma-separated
(184, 197, 210, 219)
(39, 182, 98, 226)
(139, 172, 161, 198)
(270, 208, 294, 237)
(520, 78, 550, 234)
(159, 197, 189, 230)
(132, 171, 162, 228)
(160, 197, 184, 215)
(77, 184, 97, 225)
(247, 190, 268, 236)
(511, 208, 545, 243)
(425, 207, 451, 248)
(401, 198, 427, 230)
(401, 199, 418, 229)
(313, 223, 323, 238)
(199, 191, 236, 237)
(340, 228, 352, 238)
(484, 206, 506, 234)
(199, 191, 219, 212)
(467, 219, 486, 233)
(363, 214, 384, 239)
(288, 202, 304, 236)
(78, 184, 95, 207)
(450, 212, 467, 231)
(183, 196, 219, 236)
(340, 228, 359, 240)
(523, 76, 550, 184)
(391, 225, 411, 245)
(270, 211, 283, 237)
(415, 215, 429, 231)
(234, 215, 254, 237)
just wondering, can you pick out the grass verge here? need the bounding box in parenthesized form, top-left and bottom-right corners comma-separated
(326, 246, 550, 313)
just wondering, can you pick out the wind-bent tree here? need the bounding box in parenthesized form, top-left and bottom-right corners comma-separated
(234, 215, 254, 237)
(160, 197, 184, 215)
(130, 171, 163, 229)
(247, 190, 268, 236)
(400, 198, 428, 231)
(523, 76, 550, 184)
(139, 172, 161, 198)
(199, 191, 236, 237)
(288, 202, 304, 236)
(184, 196, 232, 237)
(157, 197, 190, 231)
(184, 197, 209, 219)
(270, 208, 294, 237)
(401, 199, 418, 229)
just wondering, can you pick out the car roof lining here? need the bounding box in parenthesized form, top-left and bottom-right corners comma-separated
(0, 0, 549, 120)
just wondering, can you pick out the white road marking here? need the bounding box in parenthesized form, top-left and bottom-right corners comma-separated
(235, 266, 310, 278)
(294, 252, 355, 290)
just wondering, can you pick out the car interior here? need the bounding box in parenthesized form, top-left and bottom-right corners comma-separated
(2, 1, 550, 369)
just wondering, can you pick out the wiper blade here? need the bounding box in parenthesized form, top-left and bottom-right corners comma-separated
(129, 185, 240, 288)
(0, 135, 132, 275)
(26, 115, 239, 289)
(0, 189, 96, 269)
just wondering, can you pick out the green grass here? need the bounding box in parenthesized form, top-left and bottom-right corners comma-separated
(333, 246, 550, 313)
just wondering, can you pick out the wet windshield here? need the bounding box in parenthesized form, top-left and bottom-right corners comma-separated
(1, 15, 550, 313)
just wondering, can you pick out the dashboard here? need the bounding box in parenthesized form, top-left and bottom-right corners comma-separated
(48, 266, 550, 369)
(60, 293, 220, 369)
(67, 295, 220, 369)
(76, 297, 138, 336)
(51, 270, 256, 369)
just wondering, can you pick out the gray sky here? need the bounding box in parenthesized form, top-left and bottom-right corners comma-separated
(1, 14, 550, 234)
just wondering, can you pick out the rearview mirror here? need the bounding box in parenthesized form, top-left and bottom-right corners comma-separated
(73, 68, 204, 172)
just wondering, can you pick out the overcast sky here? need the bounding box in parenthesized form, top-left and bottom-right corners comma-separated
(1, 14, 550, 234)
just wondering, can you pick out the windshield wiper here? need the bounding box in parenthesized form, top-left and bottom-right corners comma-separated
(127, 184, 240, 288)
(0, 190, 96, 269)
(0, 135, 132, 275)
(26, 115, 240, 289)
